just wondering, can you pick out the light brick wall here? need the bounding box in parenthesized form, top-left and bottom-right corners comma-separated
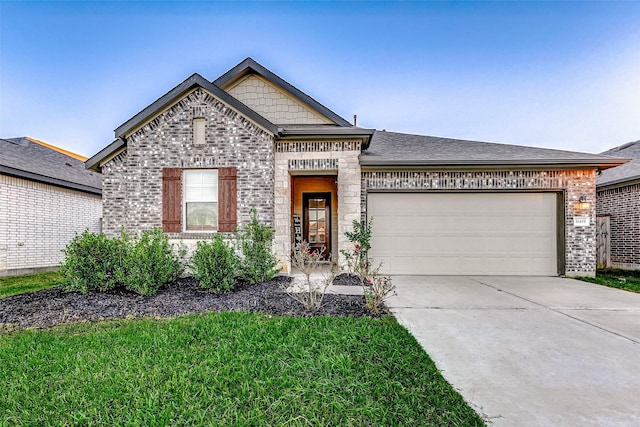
(597, 183, 640, 269)
(101, 88, 275, 239)
(0, 174, 102, 275)
(228, 75, 332, 125)
(362, 169, 597, 277)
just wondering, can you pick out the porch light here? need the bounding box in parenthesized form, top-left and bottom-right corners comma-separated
(574, 196, 591, 212)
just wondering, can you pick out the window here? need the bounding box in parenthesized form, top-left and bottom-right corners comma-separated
(184, 170, 218, 231)
(162, 167, 236, 233)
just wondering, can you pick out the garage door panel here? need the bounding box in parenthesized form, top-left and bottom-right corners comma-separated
(368, 193, 558, 276)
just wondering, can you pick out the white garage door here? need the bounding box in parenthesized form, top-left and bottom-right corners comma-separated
(367, 192, 558, 275)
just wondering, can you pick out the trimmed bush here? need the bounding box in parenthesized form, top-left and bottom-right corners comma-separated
(237, 209, 279, 284)
(116, 228, 185, 296)
(60, 230, 124, 294)
(191, 235, 240, 293)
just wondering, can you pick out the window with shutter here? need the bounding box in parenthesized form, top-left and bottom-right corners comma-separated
(163, 167, 237, 234)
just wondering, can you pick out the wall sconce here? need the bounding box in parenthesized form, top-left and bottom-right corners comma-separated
(574, 195, 591, 212)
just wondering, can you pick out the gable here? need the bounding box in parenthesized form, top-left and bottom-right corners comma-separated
(227, 75, 333, 125)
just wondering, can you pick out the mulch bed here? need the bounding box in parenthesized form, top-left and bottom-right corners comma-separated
(0, 276, 381, 331)
(333, 273, 361, 286)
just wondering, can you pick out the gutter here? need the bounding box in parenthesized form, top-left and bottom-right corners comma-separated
(0, 165, 102, 195)
(597, 174, 640, 191)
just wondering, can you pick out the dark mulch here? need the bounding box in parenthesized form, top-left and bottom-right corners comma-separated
(333, 273, 361, 286)
(0, 276, 380, 330)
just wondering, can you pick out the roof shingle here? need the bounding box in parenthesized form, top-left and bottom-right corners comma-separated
(361, 131, 625, 168)
(0, 137, 102, 194)
(597, 140, 640, 187)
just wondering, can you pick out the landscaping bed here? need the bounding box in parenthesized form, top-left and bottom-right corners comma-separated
(0, 276, 377, 330)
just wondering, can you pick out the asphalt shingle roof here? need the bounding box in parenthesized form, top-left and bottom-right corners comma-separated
(1, 137, 102, 194)
(597, 140, 640, 187)
(361, 131, 624, 167)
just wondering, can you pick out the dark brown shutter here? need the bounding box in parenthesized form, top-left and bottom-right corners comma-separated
(218, 167, 237, 232)
(162, 168, 182, 232)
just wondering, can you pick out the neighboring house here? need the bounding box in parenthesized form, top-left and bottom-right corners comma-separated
(86, 58, 624, 277)
(596, 140, 640, 270)
(0, 137, 102, 276)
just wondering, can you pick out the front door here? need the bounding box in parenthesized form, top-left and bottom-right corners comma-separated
(303, 192, 331, 259)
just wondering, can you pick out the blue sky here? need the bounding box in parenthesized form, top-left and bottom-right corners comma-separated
(1, 1, 639, 158)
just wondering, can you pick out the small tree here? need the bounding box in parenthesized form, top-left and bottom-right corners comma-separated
(340, 218, 373, 277)
(191, 234, 240, 293)
(238, 208, 279, 284)
(287, 241, 335, 312)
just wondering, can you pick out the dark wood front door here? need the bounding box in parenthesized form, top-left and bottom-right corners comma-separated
(303, 192, 331, 259)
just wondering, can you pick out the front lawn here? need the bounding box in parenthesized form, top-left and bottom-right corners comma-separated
(0, 271, 63, 299)
(0, 312, 484, 426)
(577, 269, 640, 293)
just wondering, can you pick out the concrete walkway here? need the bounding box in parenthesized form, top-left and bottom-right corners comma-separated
(387, 276, 640, 426)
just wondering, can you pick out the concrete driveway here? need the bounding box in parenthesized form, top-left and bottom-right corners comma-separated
(387, 276, 640, 426)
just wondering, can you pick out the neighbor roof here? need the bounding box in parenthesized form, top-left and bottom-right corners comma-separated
(214, 57, 353, 127)
(1, 137, 102, 194)
(360, 131, 626, 169)
(597, 140, 640, 188)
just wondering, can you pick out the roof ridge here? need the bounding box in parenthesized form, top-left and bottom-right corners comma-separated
(26, 137, 88, 161)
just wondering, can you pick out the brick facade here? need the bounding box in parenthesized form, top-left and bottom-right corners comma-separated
(362, 169, 597, 277)
(597, 183, 640, 270)
(0, 174, 102, 276)
(101, 88, 274, 239)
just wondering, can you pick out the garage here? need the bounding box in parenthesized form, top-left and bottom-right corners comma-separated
(367, 192, 560, 276)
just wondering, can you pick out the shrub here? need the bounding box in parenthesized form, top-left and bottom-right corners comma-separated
(362, 264, 396, 315)
(116, 228, 185, 296)
(60, 230, 124, 294)
(191, 235, 240, 293)
(287, 241, 335, 311)
(238, 209, 279, 284)
(340, 218, 373, 277)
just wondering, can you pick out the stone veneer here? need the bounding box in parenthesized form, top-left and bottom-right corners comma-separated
(361, 169, 597, 277)
(274, 141, 362, 273)
(227, 75, 331, 125)
(597, 182, 640, 270)
(101, 88, 274, 239)
(0, 174, 102, 276)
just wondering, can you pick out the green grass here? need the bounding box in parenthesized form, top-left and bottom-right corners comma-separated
(577, 269, 640, 293)
(0, 271, 63, 299)
(0, 313, 484, 426)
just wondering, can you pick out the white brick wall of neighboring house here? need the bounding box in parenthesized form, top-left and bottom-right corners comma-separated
(0, 174, 102, 276)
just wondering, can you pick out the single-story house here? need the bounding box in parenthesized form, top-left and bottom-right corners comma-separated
(596, 140, 640, 270)
(1, 137, 102, 276)
(86, 58, 625, 277)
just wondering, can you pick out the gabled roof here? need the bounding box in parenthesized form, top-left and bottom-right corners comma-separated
(597, 140, 640, 188)
(87, 73, 280, 171)
(0, 137, 102, 194)
(214, 57, 353, 127)
(115, 73, 278, 138)
(360, 131, 627, 169)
